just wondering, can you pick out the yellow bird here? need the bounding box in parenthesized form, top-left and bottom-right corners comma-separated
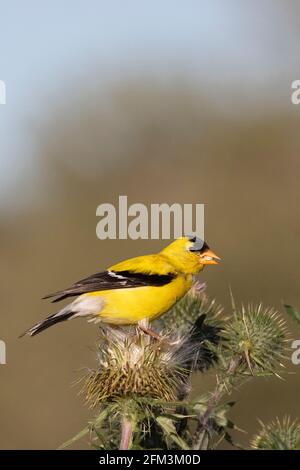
(22, 236, 220, 337)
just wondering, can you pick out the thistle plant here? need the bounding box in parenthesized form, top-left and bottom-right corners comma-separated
(219, 303, 288, 378)
(61, 282, 292, 450)
(83, 328, 188, 405)
(251, 417, 300, 450)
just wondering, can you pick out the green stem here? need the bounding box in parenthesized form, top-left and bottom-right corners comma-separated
(194, 356, 241, 449)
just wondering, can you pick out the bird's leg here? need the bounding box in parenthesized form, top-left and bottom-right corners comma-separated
(138, 319, 162, 341)
(138, 324, 162, 340)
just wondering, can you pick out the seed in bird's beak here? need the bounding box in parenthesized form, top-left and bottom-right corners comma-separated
(200, 249, 221, 265)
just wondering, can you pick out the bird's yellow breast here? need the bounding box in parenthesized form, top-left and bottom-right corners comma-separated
(88, 274, 192, 325)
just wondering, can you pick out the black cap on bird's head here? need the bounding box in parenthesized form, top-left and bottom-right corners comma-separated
(186, 235, 221, 265)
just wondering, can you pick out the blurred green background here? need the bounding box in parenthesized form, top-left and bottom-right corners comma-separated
(0, 1, 300, 449)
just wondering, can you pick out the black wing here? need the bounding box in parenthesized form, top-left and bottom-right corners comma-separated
(43, 270, 175, 303)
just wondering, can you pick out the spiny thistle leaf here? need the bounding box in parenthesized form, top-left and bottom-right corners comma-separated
(251, 416, 300, 450)
(59, 425, 90, 450)
(59, 406, 110, 449)
(192, 399, 240, 449)
(156, 416, 190, 450)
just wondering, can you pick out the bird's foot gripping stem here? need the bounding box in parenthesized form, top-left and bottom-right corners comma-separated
(138, 324, 162, 340)
(137, 319, 162, 340)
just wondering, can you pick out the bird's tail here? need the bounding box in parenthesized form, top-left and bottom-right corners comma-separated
(20, 295, 105, 337)
(20, 308, 75, 337)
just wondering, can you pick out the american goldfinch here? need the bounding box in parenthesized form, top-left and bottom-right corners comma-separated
(22, 236, 220, 337)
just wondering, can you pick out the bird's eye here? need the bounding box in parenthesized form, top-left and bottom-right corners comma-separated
(189, 240, 207, 253)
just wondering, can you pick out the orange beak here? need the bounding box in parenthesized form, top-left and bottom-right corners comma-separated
(200, 249, 221, 265)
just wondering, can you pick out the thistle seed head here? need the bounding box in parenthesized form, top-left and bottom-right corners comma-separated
(82, 327, 190, 407)
(159, 282, 223, 335)
(222, 304, 288, 375)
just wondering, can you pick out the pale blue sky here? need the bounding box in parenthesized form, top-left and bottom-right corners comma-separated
(0, 1, 298, 206)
